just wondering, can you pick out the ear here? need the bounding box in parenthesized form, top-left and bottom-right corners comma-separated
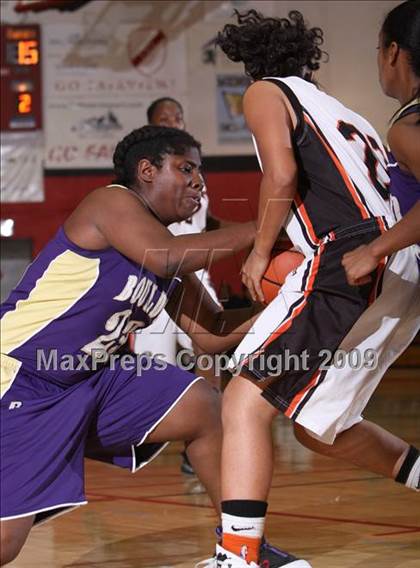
(137, 158, 157, 183)
(388, 41, 400, 67)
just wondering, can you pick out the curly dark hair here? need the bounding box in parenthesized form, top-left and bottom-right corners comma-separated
(112, 125, 201, 187)
(382, 0, 420, 78)
(217, 9, 325, 81)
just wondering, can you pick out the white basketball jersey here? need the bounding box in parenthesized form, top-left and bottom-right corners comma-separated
(256, 76, 394, 255)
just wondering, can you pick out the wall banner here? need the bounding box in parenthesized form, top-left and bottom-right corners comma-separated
(216, 74, 250, 143)
(1, 131, 44, 202)
(43, 22, 187, 169)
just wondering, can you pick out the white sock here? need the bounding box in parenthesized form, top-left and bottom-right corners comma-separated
(222, 512, 265, 540)
(396, 446, 420, 491)
(406, 455, 420, 491)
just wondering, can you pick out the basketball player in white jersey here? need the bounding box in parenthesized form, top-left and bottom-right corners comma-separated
(196, 8, 420, 568)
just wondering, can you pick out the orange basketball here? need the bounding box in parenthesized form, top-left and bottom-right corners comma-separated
(261, 250, 305, 303)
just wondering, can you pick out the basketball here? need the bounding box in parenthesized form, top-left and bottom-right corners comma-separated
(261, 250, 305, 303)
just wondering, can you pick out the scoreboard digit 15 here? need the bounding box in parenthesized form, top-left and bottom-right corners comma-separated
(0, 24, 42, 132)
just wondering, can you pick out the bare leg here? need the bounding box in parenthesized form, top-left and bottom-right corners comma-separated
(146, 379, 223, 514)
(294, 419, 409, 478)
(192, 342, 222, 391)
(0, 515, 34, 566)
(221, 376, 279, 500)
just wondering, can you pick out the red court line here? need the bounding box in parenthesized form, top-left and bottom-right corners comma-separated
(88, 470, 383, 500)
(95, 490, 207, 500)
(90, 467, 364, 492)
(267, 510, 420, 531)
(87, 495, 113, 502)
(89, 475, 380, 498)
(271, 475, 382, 489)
(86, 474, 395, 502)
(89, 480, 186, 490)
(64, 560, 141, 567)
(373, 529, 420, 537)
(86, 493, 420, 532)
(271, 466, 359, 474)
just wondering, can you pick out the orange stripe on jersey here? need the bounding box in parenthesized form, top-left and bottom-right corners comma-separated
(305, 243, 323, 292)
(376, 216, 387, 234)
(368, 217, 387, 305)
(294, 191, 319, 246)
(241, 298, 308, 367)
(285, 368, 322, 418)
(304, 115, 371, 221)
(128, 332, 135, 352)
(248, 245, 324, 360)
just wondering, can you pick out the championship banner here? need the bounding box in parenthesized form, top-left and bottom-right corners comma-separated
(1, 131, 44, 202)
(43, 22, 187, 169)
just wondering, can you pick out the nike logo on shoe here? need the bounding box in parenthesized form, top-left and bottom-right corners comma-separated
(231, 525, 255, 532)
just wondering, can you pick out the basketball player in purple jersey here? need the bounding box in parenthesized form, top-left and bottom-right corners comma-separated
(139, 97, 227, 475)
(343, 0, 420, 285)
(0, 126, 260, 565)
(196, 8, 420, 568)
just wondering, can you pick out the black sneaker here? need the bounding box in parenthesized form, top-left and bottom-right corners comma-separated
(180, 450, 195, 475)
(259, 539, 312, 567)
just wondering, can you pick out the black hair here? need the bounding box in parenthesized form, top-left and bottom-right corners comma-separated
(216, 9, 325, 81)
(146, 97, 184, 124)
(382, 0, 420, 78)
(113, 125, 201, 186)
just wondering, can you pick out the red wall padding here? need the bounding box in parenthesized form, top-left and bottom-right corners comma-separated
(1, 171, 261, 295)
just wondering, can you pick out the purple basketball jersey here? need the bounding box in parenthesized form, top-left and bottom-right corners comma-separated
(388, 151, 420, 217)
(1, 226, 177, 386)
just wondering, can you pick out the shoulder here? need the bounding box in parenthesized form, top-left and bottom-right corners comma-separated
(243, 80, 295, 131)
(244, 79, 285, 103)
(388, 118, 420, 156)
(388, 119, 420, 180)
(83, 185, 144, 211)
(68, 185, 148, 231)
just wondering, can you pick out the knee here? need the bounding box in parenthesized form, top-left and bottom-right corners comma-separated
(0, 528, 25, 566)
(221, 378, 277, 430)
(193, 379, 222, 431)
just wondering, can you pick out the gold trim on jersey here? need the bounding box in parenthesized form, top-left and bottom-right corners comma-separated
(0, 353, 22, 398)
(0, 251, 100, 358)
(390, 97, 420, 127)
(106, 183, 128, 190)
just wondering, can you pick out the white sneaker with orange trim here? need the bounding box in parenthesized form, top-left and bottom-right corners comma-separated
(195, 544, 259, 567)
(195, 544, 312, 567)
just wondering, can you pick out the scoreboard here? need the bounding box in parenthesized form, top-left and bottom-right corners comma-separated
(0, 24, 42, 131)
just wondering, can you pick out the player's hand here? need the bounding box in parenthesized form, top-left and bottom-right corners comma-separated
(342, 244, 381, 286)
(241, 248, 270, 303)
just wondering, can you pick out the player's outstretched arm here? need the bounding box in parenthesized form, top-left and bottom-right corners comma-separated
(165, 273, 261, 353)
(64, 186, 256, 278)
(342, 201, 420, 285)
